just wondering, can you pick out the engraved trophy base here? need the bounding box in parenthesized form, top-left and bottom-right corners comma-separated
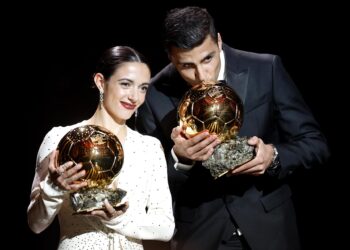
(202, 137, 255, 179)
(70, 187, 127, 214)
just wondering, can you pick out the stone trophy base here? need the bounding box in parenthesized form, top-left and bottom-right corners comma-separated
(203, 137, 255, 179)
(70, 187, 127, 214)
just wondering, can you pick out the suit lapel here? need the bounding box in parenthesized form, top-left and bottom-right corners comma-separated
(226, 69, 248, 105)
(223, 45, 249, 106)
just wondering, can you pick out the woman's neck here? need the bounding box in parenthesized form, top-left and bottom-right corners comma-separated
(87, 109, 127, 143)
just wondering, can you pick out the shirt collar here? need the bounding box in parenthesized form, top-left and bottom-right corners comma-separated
(217, 49, 226, 81)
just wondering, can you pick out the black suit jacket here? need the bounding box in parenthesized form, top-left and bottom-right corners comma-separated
(137, 44, 330, 250)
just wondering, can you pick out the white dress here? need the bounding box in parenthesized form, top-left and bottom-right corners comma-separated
(28, 121, 175, 250)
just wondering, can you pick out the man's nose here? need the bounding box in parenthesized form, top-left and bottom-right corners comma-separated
(195, 66, 207, 82)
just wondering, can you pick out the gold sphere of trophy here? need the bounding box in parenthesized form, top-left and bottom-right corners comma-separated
(178, 80, 255, 179)
(57, 125, 126, 213)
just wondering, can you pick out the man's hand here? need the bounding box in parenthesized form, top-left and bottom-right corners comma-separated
(227, 136, 275, 176)
(171, 126, 221, 162)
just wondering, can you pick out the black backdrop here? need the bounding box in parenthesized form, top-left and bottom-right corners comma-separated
(17, 2, 346, 249)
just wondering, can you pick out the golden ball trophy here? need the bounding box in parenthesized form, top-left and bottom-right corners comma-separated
(178, 80, 255, 179)
(57, 125, 126, 213)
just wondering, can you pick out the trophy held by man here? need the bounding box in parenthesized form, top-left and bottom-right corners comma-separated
(178, 80, 255, 179)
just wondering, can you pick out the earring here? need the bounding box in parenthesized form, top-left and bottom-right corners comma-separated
(134, 109, 138, 131)
(99, 91, 104, 110)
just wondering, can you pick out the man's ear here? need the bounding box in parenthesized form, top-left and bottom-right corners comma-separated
(217, 33, 222, 50)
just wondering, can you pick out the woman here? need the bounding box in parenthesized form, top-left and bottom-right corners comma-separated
(27, 46, 175, 249)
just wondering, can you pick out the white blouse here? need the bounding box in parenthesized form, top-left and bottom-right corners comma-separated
(28, 121, 175, 250)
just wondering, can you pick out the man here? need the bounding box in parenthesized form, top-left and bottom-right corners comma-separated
(137, 6, 330, 250)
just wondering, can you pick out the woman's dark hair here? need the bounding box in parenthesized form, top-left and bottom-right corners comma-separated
(95, 46, 149, 81)
(163, 6, 217, 53)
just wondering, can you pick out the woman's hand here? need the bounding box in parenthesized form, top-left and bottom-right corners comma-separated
(48, 150, 88, 191)
(89, 200, 129, 220)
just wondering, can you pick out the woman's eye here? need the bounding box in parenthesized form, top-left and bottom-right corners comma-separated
(120, 82, 131, 87)
(140, 86, 149, 92)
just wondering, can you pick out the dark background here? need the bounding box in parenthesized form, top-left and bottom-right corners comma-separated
(15, 1, 345, 249)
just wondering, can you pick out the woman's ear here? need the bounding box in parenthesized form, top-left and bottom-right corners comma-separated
(94, 73, 105, 92)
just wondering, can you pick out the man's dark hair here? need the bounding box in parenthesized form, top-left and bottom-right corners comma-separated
(163, 6, 217, 53)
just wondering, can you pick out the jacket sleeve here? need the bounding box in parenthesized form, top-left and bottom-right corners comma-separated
(137, 97, 162, 138)
(272, 55, 330, 178)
